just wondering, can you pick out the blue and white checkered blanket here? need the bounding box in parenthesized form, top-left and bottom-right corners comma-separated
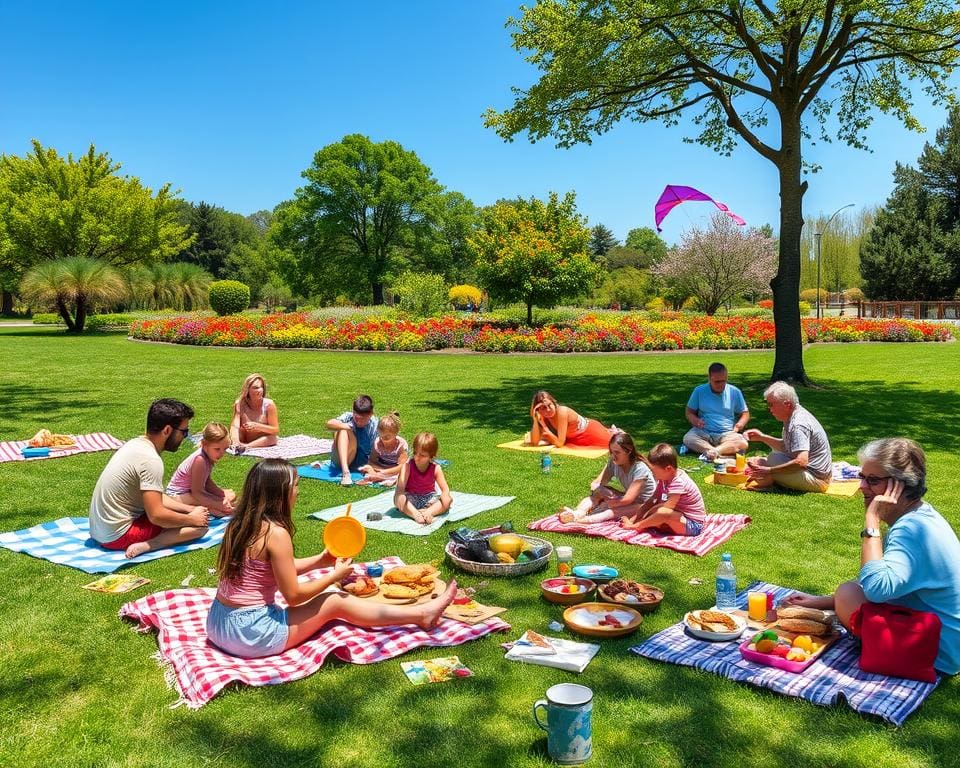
(0, 516, 229, 574)
(630, 581, 940, 726)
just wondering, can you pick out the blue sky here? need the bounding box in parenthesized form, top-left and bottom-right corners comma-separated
(1, 1, 956, 244)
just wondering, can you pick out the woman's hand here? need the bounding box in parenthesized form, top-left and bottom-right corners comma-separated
(867, 478, 903, 524)
(780, 592, 813, 607)
(332, 557, 354, 581)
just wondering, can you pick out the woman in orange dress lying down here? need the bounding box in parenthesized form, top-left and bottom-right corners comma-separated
(529, 390, 614, 449)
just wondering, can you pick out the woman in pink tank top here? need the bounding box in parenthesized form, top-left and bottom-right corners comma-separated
(229, 373, 280, 453)
(393, 432, 453, 525)
(206, 459, 457, 659)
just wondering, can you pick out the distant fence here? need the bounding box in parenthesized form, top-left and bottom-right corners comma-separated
(858, 301, 960, 320)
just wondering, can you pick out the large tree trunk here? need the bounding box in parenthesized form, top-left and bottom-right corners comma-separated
(1, 291, 12, 315)
(527, 301, 533, 325)
(372, 282, 385, 305)
(56, 297, 77, 332)
(74, 296, 87, 332)
(770, 115, 809, 385)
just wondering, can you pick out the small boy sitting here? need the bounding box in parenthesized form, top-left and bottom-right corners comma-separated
(326, 394, 379, 486)
(622, 443, 706, 536)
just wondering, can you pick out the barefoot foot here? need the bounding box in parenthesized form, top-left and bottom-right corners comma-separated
(419, 579, 458, 629)
(125, 541, 151, 559)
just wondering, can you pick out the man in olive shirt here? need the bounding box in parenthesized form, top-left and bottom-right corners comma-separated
(89, 399, 209, 558)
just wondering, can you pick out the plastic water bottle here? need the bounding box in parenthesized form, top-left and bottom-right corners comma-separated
(715, 552, 737, 610)
(541, 454, 552, 473)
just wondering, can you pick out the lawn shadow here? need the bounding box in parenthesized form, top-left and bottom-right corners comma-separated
(1, 383, 116, 435)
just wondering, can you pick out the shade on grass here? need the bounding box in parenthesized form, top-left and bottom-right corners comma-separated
(1, 326, 958, 768)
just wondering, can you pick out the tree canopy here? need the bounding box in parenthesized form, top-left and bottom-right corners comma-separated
(485, 1, 960, 382)
(653, 212, 776, 314)
(470, 191, 598, 324)
(589, 223, 619, 258)
(274, 134, 458, 304)
(0, 141, 191, 307)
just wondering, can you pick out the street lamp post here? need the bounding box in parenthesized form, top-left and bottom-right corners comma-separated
(815, 203, 855, 319)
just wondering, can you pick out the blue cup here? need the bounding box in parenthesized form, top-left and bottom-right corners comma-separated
(533, 683, 593, 764)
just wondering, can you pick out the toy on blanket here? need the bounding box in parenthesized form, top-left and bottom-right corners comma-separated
(28, 429, 75, 448)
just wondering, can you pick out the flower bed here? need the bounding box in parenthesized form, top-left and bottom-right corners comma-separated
(129, 312, 952, 352)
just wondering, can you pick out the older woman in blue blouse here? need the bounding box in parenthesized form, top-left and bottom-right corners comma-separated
(783, 438, 960, 675)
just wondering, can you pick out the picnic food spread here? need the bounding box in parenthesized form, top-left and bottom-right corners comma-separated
(686, 609, 739, 633)
(598, 579, 663, 606)
(382, 563, 439, 599)
(340, 573, 378, 597)
(27, 429, 76, 448)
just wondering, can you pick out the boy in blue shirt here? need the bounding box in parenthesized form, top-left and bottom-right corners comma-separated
(327, 394, 379, 486)
(683, 362, 749, 460)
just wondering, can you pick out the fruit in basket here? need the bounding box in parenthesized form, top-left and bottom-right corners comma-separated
(489, 533, 525, 558)
(751, 629, 779, 654)
(496, 552, 515, 564)
(474, 549, 499, 564)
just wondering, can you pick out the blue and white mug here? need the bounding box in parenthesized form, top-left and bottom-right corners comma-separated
(533, 683, 593, 764)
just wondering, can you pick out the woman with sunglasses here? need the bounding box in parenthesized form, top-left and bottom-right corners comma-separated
(782, 438, 960, 674)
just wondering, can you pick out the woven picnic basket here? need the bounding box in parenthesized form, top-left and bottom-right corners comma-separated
(445, 533, 553, 576)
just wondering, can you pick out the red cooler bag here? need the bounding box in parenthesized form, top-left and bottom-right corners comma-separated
(850, 602, 941, 682)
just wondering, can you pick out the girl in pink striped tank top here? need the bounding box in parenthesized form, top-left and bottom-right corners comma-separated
(206, 459, 457, 658)
(393, 432, 453, 525)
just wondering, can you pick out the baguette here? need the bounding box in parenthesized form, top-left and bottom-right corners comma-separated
(777, 606, 831, 624)
(778, 618, 831, 636)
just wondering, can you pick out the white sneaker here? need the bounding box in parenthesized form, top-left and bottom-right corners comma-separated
(340, 474, 354, 487)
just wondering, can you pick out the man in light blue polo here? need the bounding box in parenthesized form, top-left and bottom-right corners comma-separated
(683, 362, 749, 460)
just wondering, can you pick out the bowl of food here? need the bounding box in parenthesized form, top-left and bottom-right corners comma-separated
(540, 576, 596, 605)
(597, 579, 664, 612)
(683, 609, 747, 641)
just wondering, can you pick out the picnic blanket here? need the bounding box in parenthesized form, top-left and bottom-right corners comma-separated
(309, 491, 516, 536)
(298, 460, 394, 487)
(0, 432, 123, 463)
(119, 556, 511, 708)
(630, 581, 940, 726)
(496, 438, 608, 460)
(703, 473, 861, 498)
(528, 513, 751, 557)
(189, 433, 332, 460)
(0, 516, 229, 574)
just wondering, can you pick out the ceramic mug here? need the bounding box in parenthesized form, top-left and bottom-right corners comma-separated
(533, 683, 593, 764)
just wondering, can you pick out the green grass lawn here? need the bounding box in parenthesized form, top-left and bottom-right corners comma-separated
(2, 328, 959, 768)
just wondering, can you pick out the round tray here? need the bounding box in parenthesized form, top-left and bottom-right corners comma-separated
(562, 602, 644, 638)
(597, 581, 664, 613)
(445, 534, 552, 576)
(540, 576, 596, 605)
(683, 610, 747, 641)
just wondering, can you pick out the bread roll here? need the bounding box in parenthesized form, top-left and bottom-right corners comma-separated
(778, 618, 830, 636)
(777, 606, 830, 624)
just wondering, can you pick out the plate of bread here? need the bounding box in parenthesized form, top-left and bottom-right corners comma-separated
(684, 609, 748, 641)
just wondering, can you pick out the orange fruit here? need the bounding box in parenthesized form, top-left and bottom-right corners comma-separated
(792, 634, 814, 652)
(755, 638, 778, 654)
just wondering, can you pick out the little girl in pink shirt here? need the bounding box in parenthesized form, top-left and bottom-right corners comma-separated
(166, 423, 236, 516)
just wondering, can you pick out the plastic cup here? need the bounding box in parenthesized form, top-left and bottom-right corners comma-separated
(748, 590, 768, 622)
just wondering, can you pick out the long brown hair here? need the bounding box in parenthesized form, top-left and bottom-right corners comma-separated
(531, 390, 559, 411)
(217, 459, 296, 581)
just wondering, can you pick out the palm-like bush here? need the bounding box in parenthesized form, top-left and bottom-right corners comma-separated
(122, 262, 212, 310)
(20, 257, 126, 331)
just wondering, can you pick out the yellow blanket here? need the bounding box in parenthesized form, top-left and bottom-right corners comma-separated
(703, 473, 861, 498)
(496, 438, 609, 460)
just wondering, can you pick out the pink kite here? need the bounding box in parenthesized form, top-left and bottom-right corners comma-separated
(654, 185, 747, 232)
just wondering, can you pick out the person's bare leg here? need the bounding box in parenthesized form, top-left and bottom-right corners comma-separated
(125, 525, 208, 558)
(833, 580, 867, 630)
(284, 579, 458, 648)
(244, 434, 278, 448)
(418, 499, 449, 525)
(626, 510, 686, 534)
(715, 434, 748, 456)
(333, 431, 357, 485)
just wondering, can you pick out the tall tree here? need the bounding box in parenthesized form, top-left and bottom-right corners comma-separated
(0, 140, 191, 309)
(470, 191, 598, 324)
(485, 1, 960, 383)
(589, 224, 619, 258)
(276, 134, 446, 304)
(859, 164, 959, 299)
(652, 213, 776, 314)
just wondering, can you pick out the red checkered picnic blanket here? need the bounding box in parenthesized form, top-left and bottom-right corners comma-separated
(528, 513, 752, 556)
(119, 557, 510, 708)
(0, 432, 123, 463)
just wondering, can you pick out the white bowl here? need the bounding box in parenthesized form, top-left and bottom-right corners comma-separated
(683, 611, 747, 641)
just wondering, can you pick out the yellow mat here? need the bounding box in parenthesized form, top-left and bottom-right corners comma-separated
(704, 473, 861, 498)
(496, 438, 609, 459)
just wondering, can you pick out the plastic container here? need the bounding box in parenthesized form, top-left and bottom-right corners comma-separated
(541, 454, 552, 473)
(556, 545, 574, 576)
(365, 562, 384, 578)
(715, 552, 737, 610)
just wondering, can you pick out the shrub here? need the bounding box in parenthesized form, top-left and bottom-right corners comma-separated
(724, 307, 773, 319)
(449, 284, 483, 310)
(843, 287, 865, 303)
(32, 313, 62, 325)
(758, 299, 774, 309)
(645, 296, 666, 311)
(392, 272, 448, 318)
(208, 280, 251, 316)
(797, 300, 812, 316)
(800, 288, 828, 304)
